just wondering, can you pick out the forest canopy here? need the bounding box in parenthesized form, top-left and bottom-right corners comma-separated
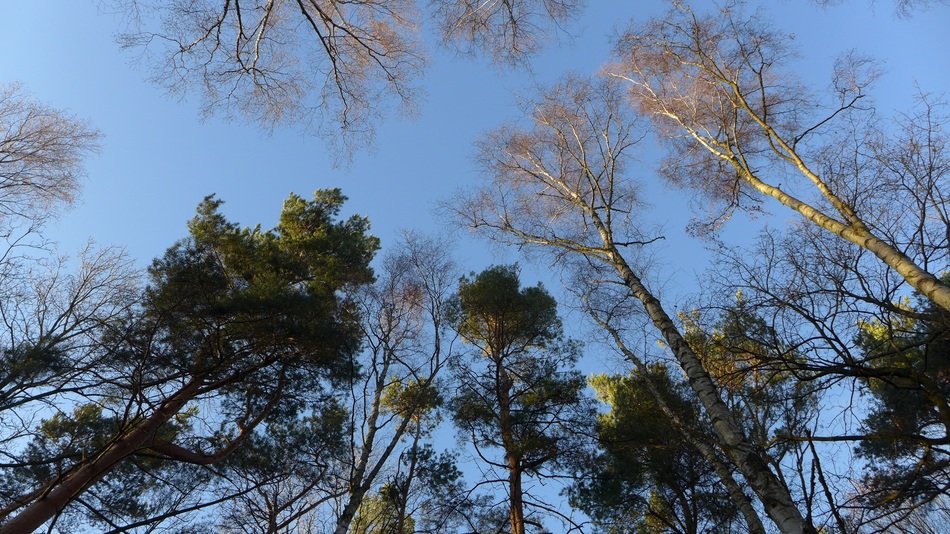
(0, 0, 948, 532)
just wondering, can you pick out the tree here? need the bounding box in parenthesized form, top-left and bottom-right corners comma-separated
(852, 290, 950, 517)
(610, 4, 950, 311)
(681, 299, 835, 530)
(812, 0, 950, 17)
(211, 402, 350, 534)
(350, 489, 414, 534)
(448, 264, 591, 534)
(432, 0, 581, 65)
(0, 82, 100, 228)
(0, 245, 137, 425)
(574, 272, 769, 534)
(0, 83, 111, 413)
(682, 298, 820, 473)
(0, 86, 114, 411)
(0, 189, 378, 533)
(714, 221, 950, 528)
(349, 443, 469, 534)
(183, 233, 457, 534)
(329, 234, 457, 534)
(0, 84, 149, 530)
(114, 0, 582, 145)
(573, 366, 742, 534)
(457, 76, 812, 533)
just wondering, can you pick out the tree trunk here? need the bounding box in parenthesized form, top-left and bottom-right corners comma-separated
(601, 322, 768, 534)
(334, 487, 367, 534)
(395, 425, 422, 534)
(704, 445, 769, 534)
(672, 64, 950, 313)
(508, 455, 526, 534)
(606, 248, 813, 534)
(0, 380, 202, 534)
(492, 354, 526, 534)
(736, 166, 950, 312)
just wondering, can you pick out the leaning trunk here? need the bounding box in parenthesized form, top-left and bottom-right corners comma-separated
(0, 380, 202, 534)
(606, 248, 812, 534)
(605, 328, 767, 534)
(736, 167, 950, 313)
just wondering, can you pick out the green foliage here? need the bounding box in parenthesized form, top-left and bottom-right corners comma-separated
(0, 343, 67, 406)
(681, 296, 818, 450)
(449, 265, 591, 527)
(449, 264, 560, 355)
(358, 444, 466, 533)
(853, 292, 950, 506)
(143, 189, 378, 377)
(0, 190, 378, 531)
(215, 399, 351, 532)
(572, 366, 738, 534)
(351, 488, 416, 534)
(451, 350, 587, 463)
(409, 444, 462, 491)
(382, 378, 442, 420)
(225, 398, 348, 474)
(0, 402, 197, 523)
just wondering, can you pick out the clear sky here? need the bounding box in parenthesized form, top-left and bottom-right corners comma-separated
(1, 0, 948, 526)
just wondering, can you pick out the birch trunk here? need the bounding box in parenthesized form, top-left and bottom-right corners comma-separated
(334, 487, 368, 534)
(736, 167, 950, 312)
(601, 323, 768, 534)
(606, 248, 813, 534)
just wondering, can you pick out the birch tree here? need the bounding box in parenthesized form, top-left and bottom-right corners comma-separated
(330, 234, 456, 534)
(610, 5, 950, 311)
(0, 83, 99, 228)
(457, 76, 815, 533)
(715, 224, 950, 529)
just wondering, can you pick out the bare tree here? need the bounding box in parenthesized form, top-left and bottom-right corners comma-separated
(208, 401, 350, 534)
(456, 75, 815, 533)
(117, 0, 423, 146)
(713, 216, 950, 529)
(329, 233, 457, 534)
(0, 83, 100, 227)
(432, 0, 581, 65)
(610, 5, 950, 311)
(115, 0, 583, 145)
(575, 271, 768, 534)
(0, 245, 137, 424)
(812, 0, 950, 17)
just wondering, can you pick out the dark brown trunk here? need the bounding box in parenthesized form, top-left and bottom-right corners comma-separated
(492, 352, 525, 534)
(508, 454, 526, 534)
